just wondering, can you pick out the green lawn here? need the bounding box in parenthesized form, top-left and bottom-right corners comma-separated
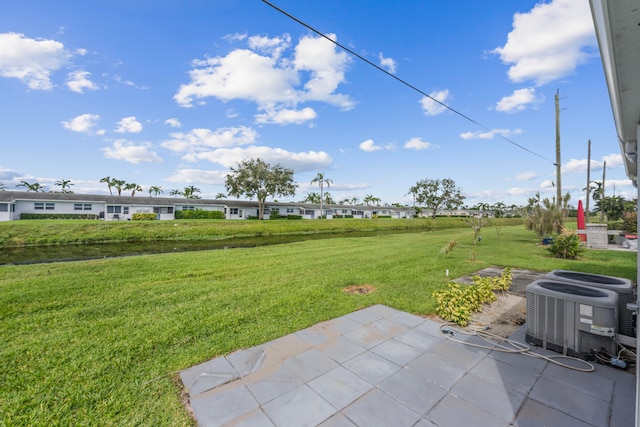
(0, 224, 636, 425)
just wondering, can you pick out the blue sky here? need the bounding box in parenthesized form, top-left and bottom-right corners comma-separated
(0, 0, 632, 207)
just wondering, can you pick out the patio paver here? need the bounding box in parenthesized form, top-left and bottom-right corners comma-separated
(180, 304, 636, 426)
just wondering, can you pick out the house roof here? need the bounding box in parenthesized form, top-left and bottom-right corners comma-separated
(0, 191, 412, 212)
(590, 0, 640, 186)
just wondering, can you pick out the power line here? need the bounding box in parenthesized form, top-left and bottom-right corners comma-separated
(261, 0, 555, 164)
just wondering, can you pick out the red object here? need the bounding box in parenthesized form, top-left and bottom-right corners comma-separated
(577, 200, 586, 242)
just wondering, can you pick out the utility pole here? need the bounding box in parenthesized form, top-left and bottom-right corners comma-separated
(600, 160, 607, 221)
(555, 90, 562, 206)
(586, 139, 591, 220)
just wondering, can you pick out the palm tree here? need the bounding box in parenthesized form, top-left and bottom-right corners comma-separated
(214, 193, 226, 199)
(169, 189, 182, 197)
(17, 181, 46, 192)
(125, 183, 143, 196)
(148, 186, 163, 197)
(310, 173, 333, 219)
(100, 176, 115, 195)
(54, 179, 74, 194)
(350, 197, 359, 205)
(363, 194, 380, 206)
(183, 185, 201, 199)
(323, 192, 334, 205)
(112, 179, 126, 196)
(303, 192, 321, 204)
(0, 182, 7, 191)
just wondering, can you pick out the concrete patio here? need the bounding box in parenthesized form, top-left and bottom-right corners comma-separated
(180, 304, 635, 426)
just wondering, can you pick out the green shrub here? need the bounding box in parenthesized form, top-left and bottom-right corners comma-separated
(175, 209, 225, 219)
(20, 213, 98, 220)
(269, 210, 282, 219)
(285, 215, 303, 220)
(433, 268, 513, 326)
(623, 212, 637, 234)
(132, 213, 156, 221)
(547, 230, 584, 259)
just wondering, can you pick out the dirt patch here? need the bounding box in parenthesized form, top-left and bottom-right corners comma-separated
(470, 292, 527, 338)
(343, 284, 376, 294)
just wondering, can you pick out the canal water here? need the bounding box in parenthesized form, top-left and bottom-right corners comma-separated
(1, 230, 422, 265)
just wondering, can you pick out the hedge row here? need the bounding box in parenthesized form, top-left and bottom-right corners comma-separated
(175, 209, 225, 219)
(20, 213, 99, 220)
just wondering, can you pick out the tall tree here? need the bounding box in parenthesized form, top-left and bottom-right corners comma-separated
(225, 158, 297, 220)
(148, 186, 163, 197)
(54, 179, 74, 194)
(169, 189, 182, 197)
(303, 192, 321, 204)
(310, 173, 333, 219)
(17, 181, 46, 192)
(100, 176, 115, 195)
(112, 179, 126, 196)
(214, 193, 226, 199)
(0, 182, 6, 191)
(125, 183, 143, 196)
(411, 178, 465, 218)
(183, 185, 201, 199)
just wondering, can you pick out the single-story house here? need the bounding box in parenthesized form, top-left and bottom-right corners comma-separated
(0, 191, 415, 222)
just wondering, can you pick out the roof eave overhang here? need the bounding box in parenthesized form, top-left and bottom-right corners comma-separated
(590, 0, 640, 186)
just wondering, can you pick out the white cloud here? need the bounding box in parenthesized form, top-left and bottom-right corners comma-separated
(248, 34, 291, 59)
(0, 166, 22, 181)
(0, 32, 72, 90)
(359, 139, 381, 152)
(460, 128, 522, 140)
(62, 113, 101, 133)
(563, 158, 590, 174)
(66, 70, 99, 93)
(403, 137, 432, 150)
(492, 0, 597, 85)
(115, 116, 143, 133)
(166, 168, 227, 184)
(185, 146, 332, 172)
(495, 88, 543, 113)
(161, 126, 258, 153)
(540, 180, 555, 189)
(512, 171, 537, 181)
(602, 153, 624, 168)
(174, 33, 353, 112)
(563, 153, 624, 174)
(378, 53, 397, 74)
(164, 118, 182, 128)
(419, 89, 449, 116)
(102, 139, 162, 164)
(294, 34, 353, 108)
(255, 107, 317, 125)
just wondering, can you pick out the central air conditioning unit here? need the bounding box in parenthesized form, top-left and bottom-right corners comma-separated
(526, 280, 618, 358)
(545, 270, 636, 337)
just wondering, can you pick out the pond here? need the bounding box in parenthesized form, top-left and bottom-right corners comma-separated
(0, 229, 423, 265)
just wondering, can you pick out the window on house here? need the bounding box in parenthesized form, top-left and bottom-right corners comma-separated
(35, 202, 55, 210)
(182, 206, 195, 210)
(74, 203, 92, 211)
(106, 206, 122, 214)
(0, 203, 7, 212)
(123, 207, 129, 214)
(286, 208, 295, 213)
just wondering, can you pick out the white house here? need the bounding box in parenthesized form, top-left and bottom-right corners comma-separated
(0, 191, 414, 222)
